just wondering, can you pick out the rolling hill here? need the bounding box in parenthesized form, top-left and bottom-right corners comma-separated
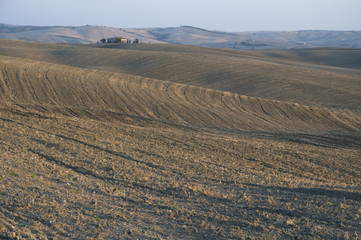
(1, 54, 360, 134)
(0, 39, 360, 109)
(0, 40, 360, 239)
(1, 23, 361, 49)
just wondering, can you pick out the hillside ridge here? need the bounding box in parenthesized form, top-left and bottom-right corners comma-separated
(1, 39, 360, 110)
(1, 24, 361, 49)
(1, 55, 361, 134)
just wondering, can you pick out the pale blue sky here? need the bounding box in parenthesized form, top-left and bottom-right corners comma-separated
(1, 0, 360, 31)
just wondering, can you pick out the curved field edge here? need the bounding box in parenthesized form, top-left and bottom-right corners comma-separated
(1, 55, 361, 133)
(1, 39, 360, 110)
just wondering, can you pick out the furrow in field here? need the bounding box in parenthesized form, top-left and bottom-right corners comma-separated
(1, 55, 361, 133)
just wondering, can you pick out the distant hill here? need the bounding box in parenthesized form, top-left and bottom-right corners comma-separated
(1, 23, 360, 49)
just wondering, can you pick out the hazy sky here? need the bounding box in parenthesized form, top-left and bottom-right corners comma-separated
(1, 0, 360, 31)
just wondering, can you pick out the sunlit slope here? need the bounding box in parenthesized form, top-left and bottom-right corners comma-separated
(254, 48, 361, 69)
(0, 39, 360, 109)
(1, 55, 361, 133)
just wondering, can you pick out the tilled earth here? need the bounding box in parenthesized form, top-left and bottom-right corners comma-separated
(1, 109, 360, 239)
(1, 40, 361, 239)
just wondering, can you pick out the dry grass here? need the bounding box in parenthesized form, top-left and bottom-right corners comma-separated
(0, 40, 360, 239)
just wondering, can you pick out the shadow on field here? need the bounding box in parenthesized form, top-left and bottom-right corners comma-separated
(54, 133, 165, 171)
(234, 130, 361, 150)
(0, 117, 15, 123)
(27, 148, 181, 200)
(28, 148, 115, 182)
(245, 183, 361, 201)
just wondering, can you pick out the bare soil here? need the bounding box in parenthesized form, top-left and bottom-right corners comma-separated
(0, 40, 360, 239)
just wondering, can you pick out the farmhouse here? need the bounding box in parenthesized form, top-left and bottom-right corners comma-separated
(101, 37, 134, 44)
